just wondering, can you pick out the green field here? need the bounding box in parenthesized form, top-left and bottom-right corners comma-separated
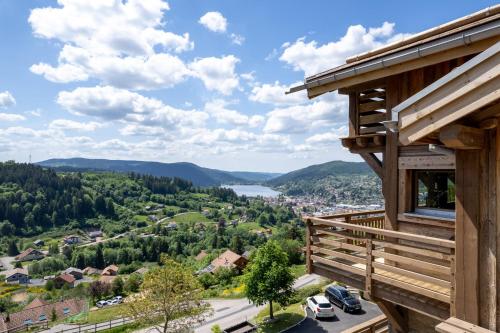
(171, 212, 212, 224)
(253, 302, 305, 333)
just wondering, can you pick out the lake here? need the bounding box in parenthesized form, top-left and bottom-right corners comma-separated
(221, 184, 282, 198)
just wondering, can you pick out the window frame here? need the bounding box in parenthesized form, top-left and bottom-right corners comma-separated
(411, 169, 456, 219)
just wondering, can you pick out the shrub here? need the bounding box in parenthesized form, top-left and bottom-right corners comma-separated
(287, 284, 322, 305)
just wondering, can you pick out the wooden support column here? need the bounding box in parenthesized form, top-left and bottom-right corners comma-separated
(349, 93, 359, 137)
(376, 299, 408, 333)
(360, 152, 383, 179)
(384, 76, 401, 231)
(455, 150, 480, 324)
(305, 219, 312, 274)
(479, 130, 497, 330)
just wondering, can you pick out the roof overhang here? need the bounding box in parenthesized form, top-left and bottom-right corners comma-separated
(287, 6, 500, 99)
(392, 41, 500, 145)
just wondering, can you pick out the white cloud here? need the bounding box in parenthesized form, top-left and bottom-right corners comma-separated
(28, 0, 194, 90)
(204, 99, 264, 127)
(0, 91, 16, 108)
(280, 21, 404, 76)
(57, 86, 208, 131)
(249, 81, 307, 106)
(263, 94, 347, 134)
(0, 113, 25, 122)
(189, 55, 240, 95)
(305, 127, 348, 144)
(199, 12, 227, 33)
(49, 119, 104, 132)
(230, 33, 245, 45)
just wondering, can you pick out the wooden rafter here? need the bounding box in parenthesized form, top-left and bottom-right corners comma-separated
(376, 299, 409, 333)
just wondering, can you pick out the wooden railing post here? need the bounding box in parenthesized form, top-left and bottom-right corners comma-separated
(450, 248, 456, 317)
(306, 218, 312, 274)
(366, 234, 374, 299)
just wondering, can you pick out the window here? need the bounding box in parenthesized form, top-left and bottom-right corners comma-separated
(39, 314, 47, 321)
(24, 319, 33, 325)
(413, 170, 455, 218)
(63, 308, 70, 315)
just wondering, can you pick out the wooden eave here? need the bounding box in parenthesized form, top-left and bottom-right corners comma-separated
(287, 9, 500, 99)
(394, 41, 500, 145)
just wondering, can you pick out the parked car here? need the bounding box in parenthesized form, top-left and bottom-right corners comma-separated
(107, 299, 118, 305)
(325, 285, 362, 312)
(114, 296, 123, 303)
(96, 300, 108, 308)
(306, 296, 335, 319)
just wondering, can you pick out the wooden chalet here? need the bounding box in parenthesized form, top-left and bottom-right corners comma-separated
(289, 6, 500, 333)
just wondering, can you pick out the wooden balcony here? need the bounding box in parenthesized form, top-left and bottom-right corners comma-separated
(304, 211, 455, 320)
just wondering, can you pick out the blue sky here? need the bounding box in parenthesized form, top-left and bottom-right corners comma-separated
(0, 0, 494, 172)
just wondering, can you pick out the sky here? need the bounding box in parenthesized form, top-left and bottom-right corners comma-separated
(0, 0, 495, 172)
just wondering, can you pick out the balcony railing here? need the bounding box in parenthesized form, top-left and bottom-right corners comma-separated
(304, 210, 455, 319)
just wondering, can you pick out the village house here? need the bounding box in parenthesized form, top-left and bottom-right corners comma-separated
(54, 273, 75, 288)
(99, 275, 117, 285)
(101, 264, 119, 276)
(63, 267, 83, 280)
(133, 267, 148, 275)
(209, 249, 248, 273)
(63, 235, 80, 245)
(83, 267, 102, 275)
(290, 5, 500, 333)
(33, 239, 44, 247)
(0, 298, 86, 332)
(15, 248, 45, 262)
(88, 230, 102, 240)
(3, 268, 29, 284)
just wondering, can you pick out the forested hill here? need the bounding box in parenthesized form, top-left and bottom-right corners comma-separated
(267, 160, 383, 204)
(37, 158, 280, 186)
(0, 161, 235, 238)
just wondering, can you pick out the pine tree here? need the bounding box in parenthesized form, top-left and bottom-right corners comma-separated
(95, 245, 105, 269)
(7, 239, 19, 256)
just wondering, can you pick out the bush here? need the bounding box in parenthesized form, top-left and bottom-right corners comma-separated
(287, 284, 322, 305)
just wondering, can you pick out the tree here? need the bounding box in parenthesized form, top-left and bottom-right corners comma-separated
(230, 235, 244, 255)
(95, 245, 105, 269)
(244, 240, 295, 320)
(125, 255, 212, 333)
(124, 273, 142, 293)
(51, 307, 57, 321)
(7, 239, 19, 256)
(73, 252, 86, 269)
(48, 241, 59, 256)
(87, 281, 109, 302)
(112, 277, 124, 296)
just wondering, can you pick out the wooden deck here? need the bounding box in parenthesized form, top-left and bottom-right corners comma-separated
(305, 211, 455, 320)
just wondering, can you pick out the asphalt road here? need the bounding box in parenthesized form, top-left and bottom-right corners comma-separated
(287, 299, 383, 333)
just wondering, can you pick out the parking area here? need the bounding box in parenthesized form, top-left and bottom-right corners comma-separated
(287, 299, 382, 333)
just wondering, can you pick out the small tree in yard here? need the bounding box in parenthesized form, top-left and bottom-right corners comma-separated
(244, 240, 295, 320)
(124, 255, 212, 333)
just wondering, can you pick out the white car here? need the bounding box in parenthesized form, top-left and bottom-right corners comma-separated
(96, 300, 108, 308)
(114, 296, 123, 303)
(107, 299, 118, 305)
(307, 296, 335, 319)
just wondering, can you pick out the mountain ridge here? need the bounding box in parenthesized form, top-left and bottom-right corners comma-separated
(37, 158, 281, 187)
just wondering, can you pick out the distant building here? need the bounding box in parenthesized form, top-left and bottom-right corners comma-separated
(99, 275, 117, 285)
(133, 267, 148, 275)
(54, 274, 75, 288)
(209, 250, 248, 273)
(166, 222, 177, 230)
(63, 267, 83, 280)
(33, 239, 44, 247)
(88, 230, 102, 239)
(3, 268, 29, 284)
(0, 298, 86, 331)
(15, 248, 45, 262)
(83, 267, 101, 276)
(101, 265, 119, 276)
(148, 215, 158, 222)
(63, 235, 80, 245)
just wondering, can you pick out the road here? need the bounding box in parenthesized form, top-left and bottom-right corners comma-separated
(287, 299, 383, 333)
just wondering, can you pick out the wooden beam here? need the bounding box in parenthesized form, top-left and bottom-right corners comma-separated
(479, 118, 498, 130)
(376, 299, 408, 333)
(439, 124, 485, 149)
(360, 153, 383, 179)
(356, 136, 370, 147)
(398, 155, 456, 170)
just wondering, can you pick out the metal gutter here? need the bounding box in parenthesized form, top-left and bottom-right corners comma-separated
(287, 19, 500, 95)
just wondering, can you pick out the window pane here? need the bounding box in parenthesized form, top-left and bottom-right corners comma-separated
(415, 170, 455, 210)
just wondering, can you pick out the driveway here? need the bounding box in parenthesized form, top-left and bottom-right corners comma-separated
(287, 299, 383, 333)
(0, 256, 15, 270)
